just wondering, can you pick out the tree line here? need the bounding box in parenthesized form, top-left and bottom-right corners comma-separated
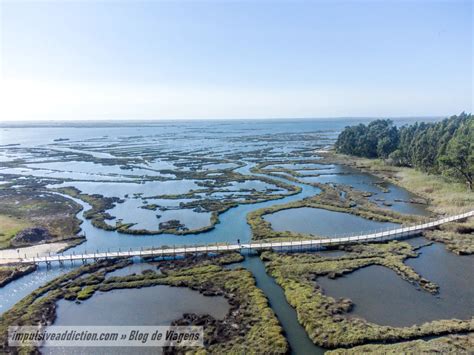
(334, 113, 473, 190)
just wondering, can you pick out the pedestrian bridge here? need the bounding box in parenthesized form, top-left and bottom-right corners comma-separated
(2, 210, 473, 267)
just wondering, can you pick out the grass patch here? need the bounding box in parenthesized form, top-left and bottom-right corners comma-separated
(0, 188, 83, 249)
(248, 183, 420, 241)
(0, 253, 287, 354)
(316, 152, 474, 254)
(0, 215, 31, 249)
(262, 242, 472, 348)
(325, 152, 473, 215)
(0, 264, 36, 288)
(328, 332, 474, 354)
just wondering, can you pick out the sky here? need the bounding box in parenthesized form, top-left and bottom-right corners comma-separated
(0, 0, 472, 121)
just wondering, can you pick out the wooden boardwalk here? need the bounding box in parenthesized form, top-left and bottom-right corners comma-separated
(2, 210, 473, 267)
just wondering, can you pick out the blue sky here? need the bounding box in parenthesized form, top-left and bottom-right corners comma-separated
(0, 0, 472, 120)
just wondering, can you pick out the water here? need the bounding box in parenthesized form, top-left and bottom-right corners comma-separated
(52, 286, 230, 325)
(226, 255, 324, 355)
(317, 240, 474, 327)
(0, 119, 452, 353)
(42, 285, 229, 355)
(105, 198, 212, 231)
(49, 180, 200, 198)
(0, 164, 322, 312)
(298, 165, 430, 216)
(104, 262, 160, 278)
(264, 207, 399, 236)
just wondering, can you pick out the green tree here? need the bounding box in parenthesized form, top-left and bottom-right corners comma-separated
(334, 113, 473, 189)
(439, 117, 473, 190)
(335, 119, 399, 159)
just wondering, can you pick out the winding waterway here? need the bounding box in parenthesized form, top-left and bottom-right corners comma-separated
(226, 254, 325, 354)
(2, 120, 466, 355)
(317, 239, 474, 327)
(264, 207, 399, 237)
(0, 162, 321, 312)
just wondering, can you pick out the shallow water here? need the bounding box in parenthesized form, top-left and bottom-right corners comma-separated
(105, 198, 212, 231)
(50, 179, 199, 198)
(0, 166, 130, 182)
(105, 262, 160, 278)
(27, 161, 171, 178)
(0, 168, 321, 313)
(299, 165, 430, 216)
(264, 207, 399, 237)
(41, 285, 229, 355)
(52, 285, 229, 326)
(317, 241, 474, 327)
(227, 255, 324, 354)
(0, 118, 443, 331)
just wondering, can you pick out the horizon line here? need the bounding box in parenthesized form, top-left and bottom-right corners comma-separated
(0, 114, 458, 125)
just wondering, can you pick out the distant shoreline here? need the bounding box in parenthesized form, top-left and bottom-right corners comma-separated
(0, 116, 444, 128)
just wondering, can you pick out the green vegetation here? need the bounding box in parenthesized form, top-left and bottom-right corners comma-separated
(0, 259, 129, 354)
(0, 215, 31, 249)
(321, 151, 474, 254)
(76, 285, 97, 300)
(101, 255, 288, 353)
(328, 333, 474, 354)
(251, 159, 326, 181)
(0, 188, 83, 249)
(0, 264, 36, 288)
(335, 114, 473, 189)
(335, 119, 399, 159)
(55, 186, 126, 231)
(424, 219, 474, 255)
(248, 183, 420, 241)
(439, 117, 474, 190)
(56, 171, 302, 236)
(262, 243, 473, 348)
(0, 254, 288, 354)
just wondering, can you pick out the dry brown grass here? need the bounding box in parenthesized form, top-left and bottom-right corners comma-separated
(0, 215, 31, 249)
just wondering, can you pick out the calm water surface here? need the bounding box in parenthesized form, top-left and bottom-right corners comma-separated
(42, 285, 229, 355)
(0, 119, 454, 354)
(264, 207, 399, 236)
(52, 286, 229, 326)
(317, 241, 474, 327)
(226, 255, 325, 355)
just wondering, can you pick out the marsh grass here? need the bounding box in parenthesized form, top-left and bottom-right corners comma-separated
(317, 152, 474, 254)
(262, 243, 473, 348)
(0, 188, 83, 249)
(0, 215, 31, 249)
(0, 253, 288, 354)
(327, 332, 474, 354)
(326, 153, 473, 215)
(248, 183, 419, 241)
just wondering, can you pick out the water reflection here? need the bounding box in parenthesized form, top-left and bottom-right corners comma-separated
(264, 207, 399, 236)
(317, 241, 474, 327)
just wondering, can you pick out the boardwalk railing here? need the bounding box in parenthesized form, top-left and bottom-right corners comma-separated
(2, 210, 473, 266)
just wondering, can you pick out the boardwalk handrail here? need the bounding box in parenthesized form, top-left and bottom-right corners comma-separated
(2, 210, 473, 266)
